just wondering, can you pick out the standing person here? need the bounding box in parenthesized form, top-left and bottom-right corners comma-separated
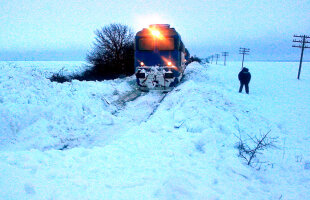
(238, 67, 251, 94)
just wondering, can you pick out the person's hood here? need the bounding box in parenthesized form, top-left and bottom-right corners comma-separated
(242, 67, 249, 72)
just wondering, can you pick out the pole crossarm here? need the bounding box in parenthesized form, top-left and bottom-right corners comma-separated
(294, 35, 310, 38)
(239, 48, 250, 54)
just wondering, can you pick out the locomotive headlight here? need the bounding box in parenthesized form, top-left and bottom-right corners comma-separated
(151, 30, 161, 38)
(140, 62, 145, 66)
(167, 61, 172, 66)
(149, 28, 163, 39)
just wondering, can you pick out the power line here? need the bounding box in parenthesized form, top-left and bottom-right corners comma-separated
(222, 52, 229, 66)
(292, 34, 310, 79)
(239, 48, 250, 69)
(215, 54, 220, 65)
(209, 55, 214, 64)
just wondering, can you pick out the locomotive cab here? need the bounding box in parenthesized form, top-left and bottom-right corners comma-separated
(134, 24, 186, 91)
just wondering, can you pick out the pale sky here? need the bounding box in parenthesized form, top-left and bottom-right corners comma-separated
(0, 0, 309, 61)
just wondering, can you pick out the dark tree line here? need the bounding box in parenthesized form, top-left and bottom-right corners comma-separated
(189, 55, 202, 63)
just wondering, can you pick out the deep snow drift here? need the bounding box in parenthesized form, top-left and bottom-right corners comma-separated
(0, 61, 309, 199)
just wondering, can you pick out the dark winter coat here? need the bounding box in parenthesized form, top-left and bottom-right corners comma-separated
(238, 68, 251, 84)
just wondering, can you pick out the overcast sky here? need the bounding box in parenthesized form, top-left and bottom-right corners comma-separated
(0, 0, 309, 61)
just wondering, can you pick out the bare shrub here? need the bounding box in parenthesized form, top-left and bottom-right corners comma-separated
(49, 67, 71, 83)
(235, 130, 278, 167)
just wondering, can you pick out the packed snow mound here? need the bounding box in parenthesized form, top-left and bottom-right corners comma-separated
(0, 61, 309, 199)
(0, 62, 135, 150)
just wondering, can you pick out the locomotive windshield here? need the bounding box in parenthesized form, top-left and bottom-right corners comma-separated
(138, 37, 174, 51)
(139, 38, 154, 50)
(158, 38, 174, 50)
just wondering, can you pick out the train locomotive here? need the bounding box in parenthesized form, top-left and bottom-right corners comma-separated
(135, 24, 188, 91)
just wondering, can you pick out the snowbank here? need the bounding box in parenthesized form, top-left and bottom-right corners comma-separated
(0, 61, 309, 199)
(0, 62, 134, 150)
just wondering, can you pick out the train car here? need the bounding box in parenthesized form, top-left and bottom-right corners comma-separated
(134, 24, 188, 91)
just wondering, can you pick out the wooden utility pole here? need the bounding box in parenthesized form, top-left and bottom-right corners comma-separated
(215, 54, 220, 64)
(210, 55, 214, 64)
(239, 48, 250, 69)
(292, 35, 310, 79)
(222, 52, 229, 66)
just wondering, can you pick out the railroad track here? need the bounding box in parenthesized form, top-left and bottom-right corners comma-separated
(114, 89, 143, 108)
(112, 88, 170, 122)
(144, 92, 168, 121)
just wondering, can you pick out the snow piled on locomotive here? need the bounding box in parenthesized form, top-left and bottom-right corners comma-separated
(134, 24, 187, 91)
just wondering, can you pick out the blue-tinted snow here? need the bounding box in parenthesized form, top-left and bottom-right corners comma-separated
(0, 61, 309, 199)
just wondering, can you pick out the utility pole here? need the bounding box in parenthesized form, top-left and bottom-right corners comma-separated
(215, 54, 220, 64)
(292, 35, 310, 79)
(222, 52, 229, 66)
(239, 48, 250, 69)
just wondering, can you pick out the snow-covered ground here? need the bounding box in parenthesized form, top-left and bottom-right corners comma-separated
(0, 61, 309, 199)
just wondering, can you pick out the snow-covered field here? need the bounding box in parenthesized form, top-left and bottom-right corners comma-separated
(0, 61, 309, 199)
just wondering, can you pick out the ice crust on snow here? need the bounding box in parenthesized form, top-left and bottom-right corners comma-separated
(0, 61, 309, 199)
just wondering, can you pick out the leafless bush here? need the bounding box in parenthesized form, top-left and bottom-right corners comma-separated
(49, 67, 71, 83)
(236, 130, 278, 167)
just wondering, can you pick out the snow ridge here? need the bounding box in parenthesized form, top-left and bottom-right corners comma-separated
(0, 61, 309, 199)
